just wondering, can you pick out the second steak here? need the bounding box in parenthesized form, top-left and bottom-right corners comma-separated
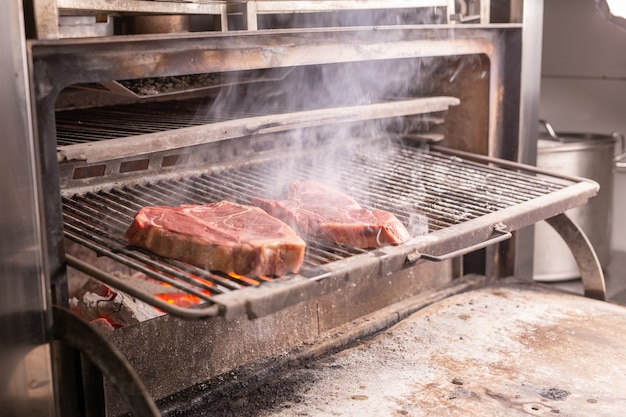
(252, 181, 410, 248)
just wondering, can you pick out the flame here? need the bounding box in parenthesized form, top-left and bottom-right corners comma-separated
(154, 293, 201, 307)
(228, 272, 260, 285)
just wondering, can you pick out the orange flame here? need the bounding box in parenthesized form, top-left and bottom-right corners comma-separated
(228, 272, 260, 285)
(155, 293, 201, 308)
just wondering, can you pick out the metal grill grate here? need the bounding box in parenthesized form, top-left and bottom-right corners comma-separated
(56, 99, 257, 145)
(62, 143, 592, 318)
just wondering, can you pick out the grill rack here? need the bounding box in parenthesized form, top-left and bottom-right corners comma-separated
(63, 143, 599, 319)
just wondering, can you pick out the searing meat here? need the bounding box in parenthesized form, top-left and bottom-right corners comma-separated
(125, 201, 306, 276)
(252, 181, 410, 248)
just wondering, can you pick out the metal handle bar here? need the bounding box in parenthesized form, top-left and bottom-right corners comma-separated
(418, 227, 512, 262)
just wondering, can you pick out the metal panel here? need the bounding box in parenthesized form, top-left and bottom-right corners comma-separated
(513, 0, 544, 280)
(228, 0, 456, 30)
(0, 0, 56, 416)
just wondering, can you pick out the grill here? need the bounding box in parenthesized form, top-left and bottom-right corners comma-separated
(4, 2, 613, 417)
(62, 141, 597, 319)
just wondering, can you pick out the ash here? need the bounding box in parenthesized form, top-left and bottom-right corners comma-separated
(159, 366, 320, 417)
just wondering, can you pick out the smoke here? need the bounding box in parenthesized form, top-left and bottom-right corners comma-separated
(195, 13, 466, 239)
(203, 56, 448, 206)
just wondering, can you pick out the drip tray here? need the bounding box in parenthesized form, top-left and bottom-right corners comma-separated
(63, 144, 599, 320)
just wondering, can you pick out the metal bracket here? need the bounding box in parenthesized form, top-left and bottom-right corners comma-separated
(544, 213, 607, 301)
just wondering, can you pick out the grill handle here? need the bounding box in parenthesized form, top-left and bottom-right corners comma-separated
(417, 227, 512, 262)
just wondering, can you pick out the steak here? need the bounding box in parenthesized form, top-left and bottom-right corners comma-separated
(125, 201, 306, 276)
(252, 181, 411, 248)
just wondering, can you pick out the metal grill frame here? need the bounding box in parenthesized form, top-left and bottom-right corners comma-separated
(63, 143, 599, 320)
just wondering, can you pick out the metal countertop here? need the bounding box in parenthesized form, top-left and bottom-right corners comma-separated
(181, 280, 626, 416)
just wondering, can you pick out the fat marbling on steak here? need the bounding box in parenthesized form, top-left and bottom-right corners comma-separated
(252, 180, 410, 248)
(125, 201, 306, 276)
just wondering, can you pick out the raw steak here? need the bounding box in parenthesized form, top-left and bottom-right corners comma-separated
(252, 181, 410, 248)
(125, 201, 306, 276)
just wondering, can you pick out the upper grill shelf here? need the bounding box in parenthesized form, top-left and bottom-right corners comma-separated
(63, 143, 599, 320)
(55, 96, 459, 193)
(56, 96, 459, 164)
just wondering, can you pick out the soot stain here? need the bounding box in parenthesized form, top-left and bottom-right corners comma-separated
(538, 388, 571, 401)
(160, 366, 318, 417)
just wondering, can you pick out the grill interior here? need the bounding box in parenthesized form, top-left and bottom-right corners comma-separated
(62, 141, 578, 318)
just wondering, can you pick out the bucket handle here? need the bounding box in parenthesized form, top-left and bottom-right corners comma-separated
(539, 119, 561, 141)
(538, 119, 578, 143)
(612, 131, 626, 170)
(539, 120, 626, 168)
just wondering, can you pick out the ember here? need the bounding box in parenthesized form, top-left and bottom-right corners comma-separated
(154, 293, 201, 308)
(228, 272, 263, 286)
(70, 278, 164, 330)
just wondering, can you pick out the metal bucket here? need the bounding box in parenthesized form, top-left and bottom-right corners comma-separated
(533, 120, 624, 281)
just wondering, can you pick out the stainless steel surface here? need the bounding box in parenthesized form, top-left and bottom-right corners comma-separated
(614, 132, 626, 172)
(0, 0, 56, 415)
(228, 0, 457, 30)
(58, 15, 114, 39)
(617, 153, 626, 171)
(543, 249, 626, 304)
(512, 0, 543, 281)
(167, 280, 626, 416)
(533, 125, 618, 281)
(31, 0, 486, 39)
(605, 250, 626, 304)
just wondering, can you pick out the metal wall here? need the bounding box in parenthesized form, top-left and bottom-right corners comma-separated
(0, 0, 57, 416)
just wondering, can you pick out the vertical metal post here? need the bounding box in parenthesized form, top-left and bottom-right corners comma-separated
(514, 0, 544, 280)
(0, 0, 58, 416)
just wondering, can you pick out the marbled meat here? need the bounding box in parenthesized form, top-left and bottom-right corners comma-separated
(125, 201, 306, 276)
(252, 181, 410, 248)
